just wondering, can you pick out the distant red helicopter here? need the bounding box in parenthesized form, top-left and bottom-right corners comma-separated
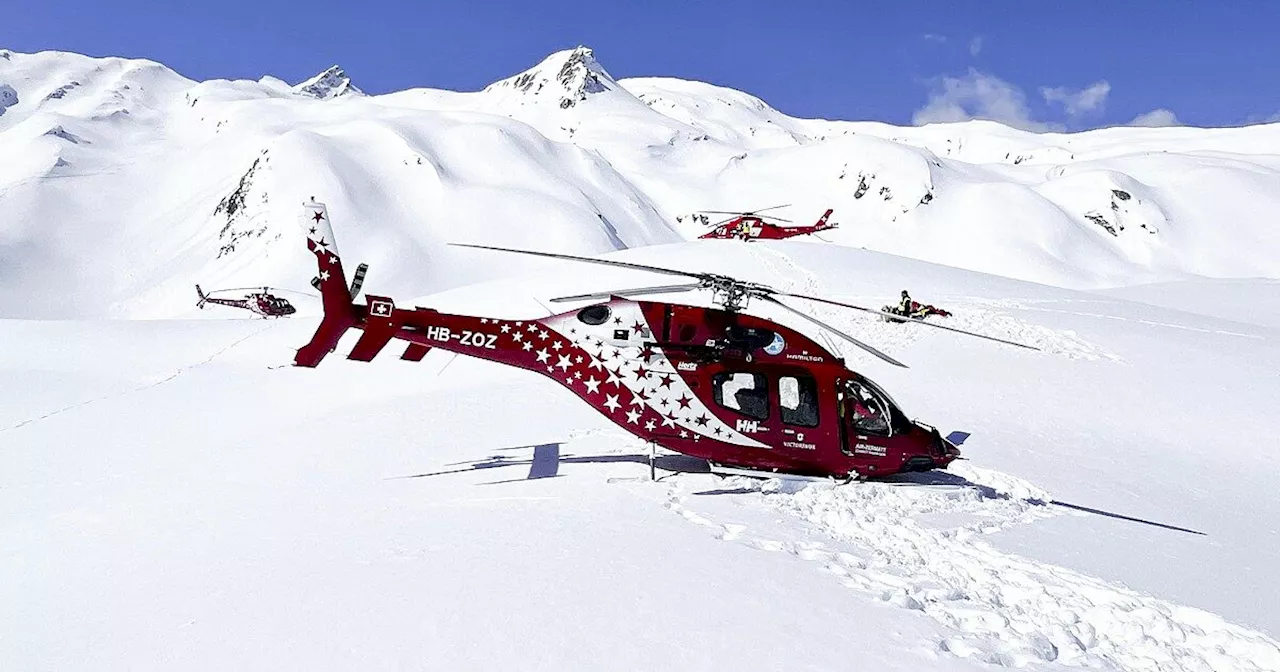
(293, 201, 1037, 482)
(696, 204, 838, 241)
(196, 285, 297, 318)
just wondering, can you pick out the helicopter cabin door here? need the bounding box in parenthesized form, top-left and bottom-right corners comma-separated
(708, 366, 825, 456)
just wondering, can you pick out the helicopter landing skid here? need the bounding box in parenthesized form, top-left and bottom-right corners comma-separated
(708, 462, 856, 485)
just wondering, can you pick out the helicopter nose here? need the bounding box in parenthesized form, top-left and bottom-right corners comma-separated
(902, 455, 938, 472)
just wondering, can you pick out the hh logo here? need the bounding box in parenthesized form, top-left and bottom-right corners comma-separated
(369, 299, 394, 317)
(735, 419, 760, 434)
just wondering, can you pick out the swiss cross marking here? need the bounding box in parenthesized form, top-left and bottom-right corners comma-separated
(369, 299, 394, 317)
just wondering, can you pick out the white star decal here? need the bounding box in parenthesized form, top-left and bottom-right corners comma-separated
(538, 330, 549, 340)
(644, 420, 656, 431)
(501, 324, 511, 333)
(527, 324, 539, 333)
(552, 341, 563, 351)
(512, 332, 523, 341)
(479, 318, 489, 324)
(626, 409, 641, 425)
(661, 416, 676, 429)
(584, 377, 601, 393)
(629, 394, 645, 407)
(680, 430, 689, 438)
(603, 394, 621, 412)
(522, 342, 533, 351)
(536, 348, 550, 363)
(327, 255, 338, 265)
(556, 354, 573, 371)
(515, 321, 523, 326)
(319, 270, 330, 281)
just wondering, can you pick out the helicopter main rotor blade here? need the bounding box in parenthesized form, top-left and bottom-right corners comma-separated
(756, 294, 908, 369)
(550, 283, 704, 303)
(449, 244, 705, 281)
(774, 291, 1041, 352)
(698, 204, 790, 217)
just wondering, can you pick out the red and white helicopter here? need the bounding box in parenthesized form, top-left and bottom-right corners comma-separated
(196, 285, 297, 318)
(293, 201, 1038, 482)
(697, 204, 838, 241)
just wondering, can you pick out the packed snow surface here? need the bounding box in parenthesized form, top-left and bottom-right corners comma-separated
(3, 46, 1280, 671)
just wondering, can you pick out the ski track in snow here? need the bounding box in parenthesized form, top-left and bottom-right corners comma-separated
(972, 298, 1265, 341)
(0, 322, 278, 434)
(657, 462, 1280, 671)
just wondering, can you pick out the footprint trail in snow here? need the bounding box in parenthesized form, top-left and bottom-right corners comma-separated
(662, 464, 1280, 671)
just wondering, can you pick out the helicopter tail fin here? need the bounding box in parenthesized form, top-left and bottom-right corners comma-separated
(196, 284, 207, 308)
(294, 200, 360, 367)
(815, 208, 837, 230)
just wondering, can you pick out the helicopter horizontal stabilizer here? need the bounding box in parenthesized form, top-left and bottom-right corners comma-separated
(347, 295, 402, 361)
(401, 343, 431, 361)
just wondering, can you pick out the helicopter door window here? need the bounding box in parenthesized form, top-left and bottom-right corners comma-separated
(779, 375, 819, 427)
(712, 372, 769, 421)
(845, 380, 892, 436)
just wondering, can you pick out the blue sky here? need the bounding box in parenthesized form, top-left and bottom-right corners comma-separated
(5, 0, 1279, 129)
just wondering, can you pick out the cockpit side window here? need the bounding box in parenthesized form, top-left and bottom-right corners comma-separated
(779, 375, 819, 427)
(713, 372, 769, 421)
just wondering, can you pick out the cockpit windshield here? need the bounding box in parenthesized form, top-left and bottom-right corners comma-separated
(857, 375, 908, 419)
(841, 375, 911, 436)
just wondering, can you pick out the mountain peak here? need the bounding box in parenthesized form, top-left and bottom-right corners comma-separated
(484, 46, 616, 109)
(293, 65, 362, 100)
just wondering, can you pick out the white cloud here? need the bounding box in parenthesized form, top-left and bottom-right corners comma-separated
(912, 69, 1051, 131)
(922, 33, 947, 44)
(1128, 108, 1182, 127)
(969, 36, 984, 56)
(1041, 81, 1111, 118)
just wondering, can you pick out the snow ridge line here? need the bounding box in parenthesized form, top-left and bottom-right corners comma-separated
(665, 467, 1280, 671)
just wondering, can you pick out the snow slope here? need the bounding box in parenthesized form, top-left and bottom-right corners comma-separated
(4, 46, 1280, 319)
(5, 44, 1280, 671)
(4, 239, 1280, 671)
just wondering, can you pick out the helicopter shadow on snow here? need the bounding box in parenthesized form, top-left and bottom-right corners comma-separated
(389, 443, 711, 486)
(873, 471, 1207, 536)
(389, 446, 1205, 535)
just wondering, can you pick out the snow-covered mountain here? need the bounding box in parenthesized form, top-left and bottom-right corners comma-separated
(3, 46, 1280, 317)
(4, 46, 1280, 672)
